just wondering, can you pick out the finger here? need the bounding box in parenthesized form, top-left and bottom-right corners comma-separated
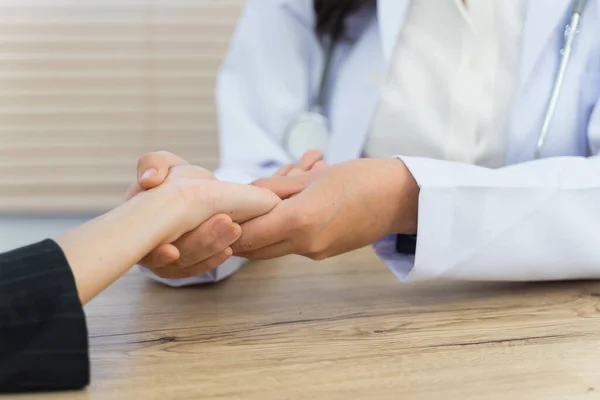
(274, 150, 323, 177)
(167, 165, 215, 181)
(126, 162, 214, 202)
(287, 168, 304, 177)
(297, 149, 324, 171)
(139, 244, 181, 269)
(137, 151, 189, 190)
(208, 181, 282, 223)
(185, 248, 234, 276)
(235, 239, 295, 260)
(175, 215, 241, 267)
(152, 248, 233, 279)
(251, 176, 307, 199)
(231, 202, 294, 254)
(311, 161, 330, 172)
(274, 164, 295, 177)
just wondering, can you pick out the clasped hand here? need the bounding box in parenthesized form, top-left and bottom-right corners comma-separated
(124, 151, 282, 278)
(125, 151, 419, 279)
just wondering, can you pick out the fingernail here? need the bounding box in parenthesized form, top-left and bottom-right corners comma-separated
(140, 168, 157, 181)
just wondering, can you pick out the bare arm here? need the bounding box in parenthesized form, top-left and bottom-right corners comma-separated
(54, 183, 185, 304)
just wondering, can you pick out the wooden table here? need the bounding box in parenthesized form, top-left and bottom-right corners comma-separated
(12, 249, 600, 400)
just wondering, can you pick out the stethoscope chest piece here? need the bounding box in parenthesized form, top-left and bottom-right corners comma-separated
(284, 111, 330, 161)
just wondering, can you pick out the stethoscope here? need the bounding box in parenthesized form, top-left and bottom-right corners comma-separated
(284, 15, 339, 162)
(284, 0, 590, 162)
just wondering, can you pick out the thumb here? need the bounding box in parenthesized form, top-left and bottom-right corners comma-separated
(251, 176, 309, 200)
(137, 151, 189, 190)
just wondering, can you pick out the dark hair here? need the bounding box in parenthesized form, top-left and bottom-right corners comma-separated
(314, 0, 374, 40)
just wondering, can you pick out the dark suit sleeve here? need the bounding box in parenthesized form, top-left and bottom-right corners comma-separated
(0, 239, 89, 393)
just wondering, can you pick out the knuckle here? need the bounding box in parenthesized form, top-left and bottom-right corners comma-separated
(288, 214, 319, 239)
(288, 212, 311, 231)
(137, 151, 161, 166)
(154, 150, 177, 161)
(155, 150, 173, 157)
(136, 152, 152, 167)
(303, 238, 328, 260)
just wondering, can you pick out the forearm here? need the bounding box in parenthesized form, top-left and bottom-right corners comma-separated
(55, 186, 184, 304)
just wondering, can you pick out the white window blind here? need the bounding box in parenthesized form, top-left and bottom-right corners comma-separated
(0, 0, 244, 213)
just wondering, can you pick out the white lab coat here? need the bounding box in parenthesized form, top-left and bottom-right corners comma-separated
(145, 0, 600, 286)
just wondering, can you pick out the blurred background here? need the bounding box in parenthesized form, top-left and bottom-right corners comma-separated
(0, 0, 244, 250)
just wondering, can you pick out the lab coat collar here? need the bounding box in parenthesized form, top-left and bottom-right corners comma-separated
(377, 0, 410, 64)
(519, 0, 573, 86)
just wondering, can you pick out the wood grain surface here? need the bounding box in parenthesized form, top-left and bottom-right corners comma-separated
(8, 249, 600, 400)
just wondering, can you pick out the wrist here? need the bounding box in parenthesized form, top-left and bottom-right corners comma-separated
(133, 183, 191, 245)
(152, 178, 219, 243)
(55, 185, 189, 304)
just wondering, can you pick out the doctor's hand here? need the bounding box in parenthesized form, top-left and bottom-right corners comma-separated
(232, 158, 419, 260)
(125, 151, 262, 279)
(274, 149, 329, 177)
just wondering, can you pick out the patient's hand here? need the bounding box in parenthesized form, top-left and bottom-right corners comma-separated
(164, 165, 281, 225)
(125, 151, 280, 279)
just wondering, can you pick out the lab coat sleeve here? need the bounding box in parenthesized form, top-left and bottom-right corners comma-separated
(375, 98, 600, 282)
(140, 0, 317, 287)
